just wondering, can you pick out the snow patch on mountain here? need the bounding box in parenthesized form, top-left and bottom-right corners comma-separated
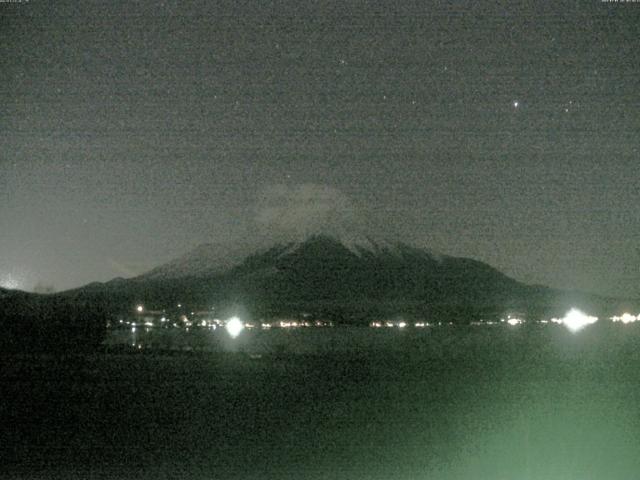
(139, 232, 445, 280)
(274, 233, 445, 263)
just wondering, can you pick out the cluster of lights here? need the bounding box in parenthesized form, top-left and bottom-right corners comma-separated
(273, 320, 332, 328)
(503, 316, 524, 326)
(611, 313, 639, 324)
(550, 308, 598, 333)
(277, 320, 304, 328)
(119, 305, 336, 334)
(122, 305, 615, 338)
(370, 321, 429, 328)
(223, 317, 324, 338)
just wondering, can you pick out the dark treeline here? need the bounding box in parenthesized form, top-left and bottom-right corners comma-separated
(0, 293, 109, 353)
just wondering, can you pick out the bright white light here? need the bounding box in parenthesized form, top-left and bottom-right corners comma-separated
(513, 100, 519, 108)
(562, 308, 598, 333)
(612, 313, 638, 324)
(398, 321, 407, 328)
(621, 313, 636, 324)
(226, 316, 244, 338)
(507, 318, 522, 326)
(136, 305, 144, 313)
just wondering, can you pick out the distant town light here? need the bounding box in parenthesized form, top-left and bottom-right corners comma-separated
(136, 305, 144, 313)
(563, 308, 598, 333)
(226, 316, 244, 338)
(398, 321, 407, 328)
(611, 313, 638, 324)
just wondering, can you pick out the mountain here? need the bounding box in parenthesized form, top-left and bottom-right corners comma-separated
(3, 234, 631, 339)
(2, 233, 635, 353)
(140, 242, 249, 280)
(138, 232, 443, 280)
(75, 233, 565, 321)
(223, 234, 542, 309)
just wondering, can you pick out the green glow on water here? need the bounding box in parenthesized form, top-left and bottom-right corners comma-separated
(6, 324, 640, 479)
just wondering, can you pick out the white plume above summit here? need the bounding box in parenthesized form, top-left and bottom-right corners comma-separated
(253, 183, 365, 241)
(141, 183, 443, 279)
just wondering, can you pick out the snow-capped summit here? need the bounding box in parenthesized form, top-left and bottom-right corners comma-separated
(139, 232, 444, 281)
(272, 233, 443, 262)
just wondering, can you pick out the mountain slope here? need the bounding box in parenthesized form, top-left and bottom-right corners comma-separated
(140, 242, 249, 280)
(226, 234, 534, 307)
(40, 233, 626, 322)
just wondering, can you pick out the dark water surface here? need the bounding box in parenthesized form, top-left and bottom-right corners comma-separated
(3, 324, 640, 479)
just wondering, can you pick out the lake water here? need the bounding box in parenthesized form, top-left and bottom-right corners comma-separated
(3, 323, 640, 479)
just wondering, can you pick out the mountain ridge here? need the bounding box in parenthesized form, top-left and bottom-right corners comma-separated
(5, 233, 633, 325)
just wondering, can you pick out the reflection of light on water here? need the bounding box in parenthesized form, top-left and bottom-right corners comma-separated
(131, 326, 137, 346)
(226, 316, 244, 338)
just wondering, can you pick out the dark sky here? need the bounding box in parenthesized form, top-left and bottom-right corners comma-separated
(1, 0, 639, 297)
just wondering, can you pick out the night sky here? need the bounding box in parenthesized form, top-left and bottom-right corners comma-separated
(1, 0, 639, 297)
